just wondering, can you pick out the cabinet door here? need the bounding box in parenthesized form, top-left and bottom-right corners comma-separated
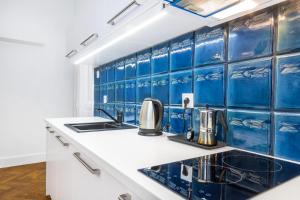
(70, 146, 103, 200)
(53, 133, 73, 200)
(46, 128, 62, 200)
(46, 127, 73, 200)
(97, 171, 143, 200)
(70, 146, 142, 200)
(46, 127, 56, 197)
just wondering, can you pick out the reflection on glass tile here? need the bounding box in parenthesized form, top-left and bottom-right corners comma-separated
(151, 43, 169, 74)
(94, 86, 100, 105)
(137, 49, 151, 77)
(115, 60, 125, 81)
(170, 70, 192, 105)
(277, 1, 300, 53)
(227, 58, 272, 108)
(194, 26, 225, 66)
(100, 66, 107, 84)
(98, 104, 105, 118)
(125, 104, 136, 125)
(104, 104, 115, 118)
(136, 105, 141, 126)
(125, 79, 136, 103)
(107, 83, 115, 103)
(151, 74, 169, 105)
(99, 84, 107, 104)
(125, 55, 137, 80)
(275, 53, 300, 109)
(136, 77, 151, 103)
(163, 107, 169, 132)
(194, 65, 224, 106)
(94, 67, 100, 86)
(115, 81, 124, 103)
(274, 112, 300, 162)
(227, 109, 271, 154)
(106, 63, 115, 82)
(170, 33, 193, 71)
(169, 107, 192, 135)
(228, 11, 273, 61)
(115, 103, 125, 117)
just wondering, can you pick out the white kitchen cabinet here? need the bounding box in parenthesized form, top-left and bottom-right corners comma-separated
(46, 126, 73, 200)
(45, 126, 56, 198)
(70, 145, 141, 200)
(46, 125, 142, 200)
(54, 134, 73, 200)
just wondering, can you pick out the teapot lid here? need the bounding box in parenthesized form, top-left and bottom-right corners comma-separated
(200, 104, 216, 113)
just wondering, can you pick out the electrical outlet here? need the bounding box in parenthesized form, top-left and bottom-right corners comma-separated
(182, 93, 194, 108)
(103, 95, 108, 104)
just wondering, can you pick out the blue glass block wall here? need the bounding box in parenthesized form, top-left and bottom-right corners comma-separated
(94, 1, 300, 162)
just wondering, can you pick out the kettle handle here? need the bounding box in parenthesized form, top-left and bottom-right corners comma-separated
(152, 99, 164, 132)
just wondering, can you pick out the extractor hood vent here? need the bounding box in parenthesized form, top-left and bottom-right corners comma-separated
(165, 0, 242, 17)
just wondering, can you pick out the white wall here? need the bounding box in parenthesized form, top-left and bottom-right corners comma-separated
(74, 64, 94, 117)
(0, 0, 74, 168)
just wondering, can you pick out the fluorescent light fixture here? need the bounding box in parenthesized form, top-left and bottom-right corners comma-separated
(74, 11, 167, 65)
(65, 49, 78, 58)
(212, 0, 257, 19)
(80, 33, 99, 47)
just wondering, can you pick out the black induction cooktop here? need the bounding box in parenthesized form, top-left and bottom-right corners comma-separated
(138, 150, 300, 200)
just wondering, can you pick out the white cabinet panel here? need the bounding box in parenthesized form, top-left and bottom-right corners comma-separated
(46, 125, 142, 200)
(46, 127, 61, 200)
(54, 134, 73, 200)
(70, 144, 142, 200)
(46, 127, 56, 197)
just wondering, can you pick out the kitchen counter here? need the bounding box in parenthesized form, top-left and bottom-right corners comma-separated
(45, 117, 300, 200)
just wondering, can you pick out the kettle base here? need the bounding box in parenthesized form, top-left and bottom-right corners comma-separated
(138, 129, 162, 136)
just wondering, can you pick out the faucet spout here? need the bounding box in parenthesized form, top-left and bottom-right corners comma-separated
(97, 108, 123, 124)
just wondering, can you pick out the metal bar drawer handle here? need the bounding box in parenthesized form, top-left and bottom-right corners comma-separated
(73, 152, 101, 175)
(46, 126, 55, 134)
(55, 136, 69, 147)
(118, 193, 132, 200)
(107, 0, 140, 25)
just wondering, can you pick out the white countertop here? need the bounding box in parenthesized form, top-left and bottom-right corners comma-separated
(45, 117, 300, 200)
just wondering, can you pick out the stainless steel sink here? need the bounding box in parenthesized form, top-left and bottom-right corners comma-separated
(65, 122, 137, 133)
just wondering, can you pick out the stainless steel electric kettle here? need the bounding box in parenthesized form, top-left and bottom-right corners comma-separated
(138, 98, 163, 136)
(198, 105, 228, 146)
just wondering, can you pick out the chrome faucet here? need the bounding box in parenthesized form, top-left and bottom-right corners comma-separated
(97, 108, 123, 124)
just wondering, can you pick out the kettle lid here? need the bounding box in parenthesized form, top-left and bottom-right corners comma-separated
(144, 97, 155, 102)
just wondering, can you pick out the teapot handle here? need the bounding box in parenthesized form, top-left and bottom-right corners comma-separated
(217, 110, 228, 134)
